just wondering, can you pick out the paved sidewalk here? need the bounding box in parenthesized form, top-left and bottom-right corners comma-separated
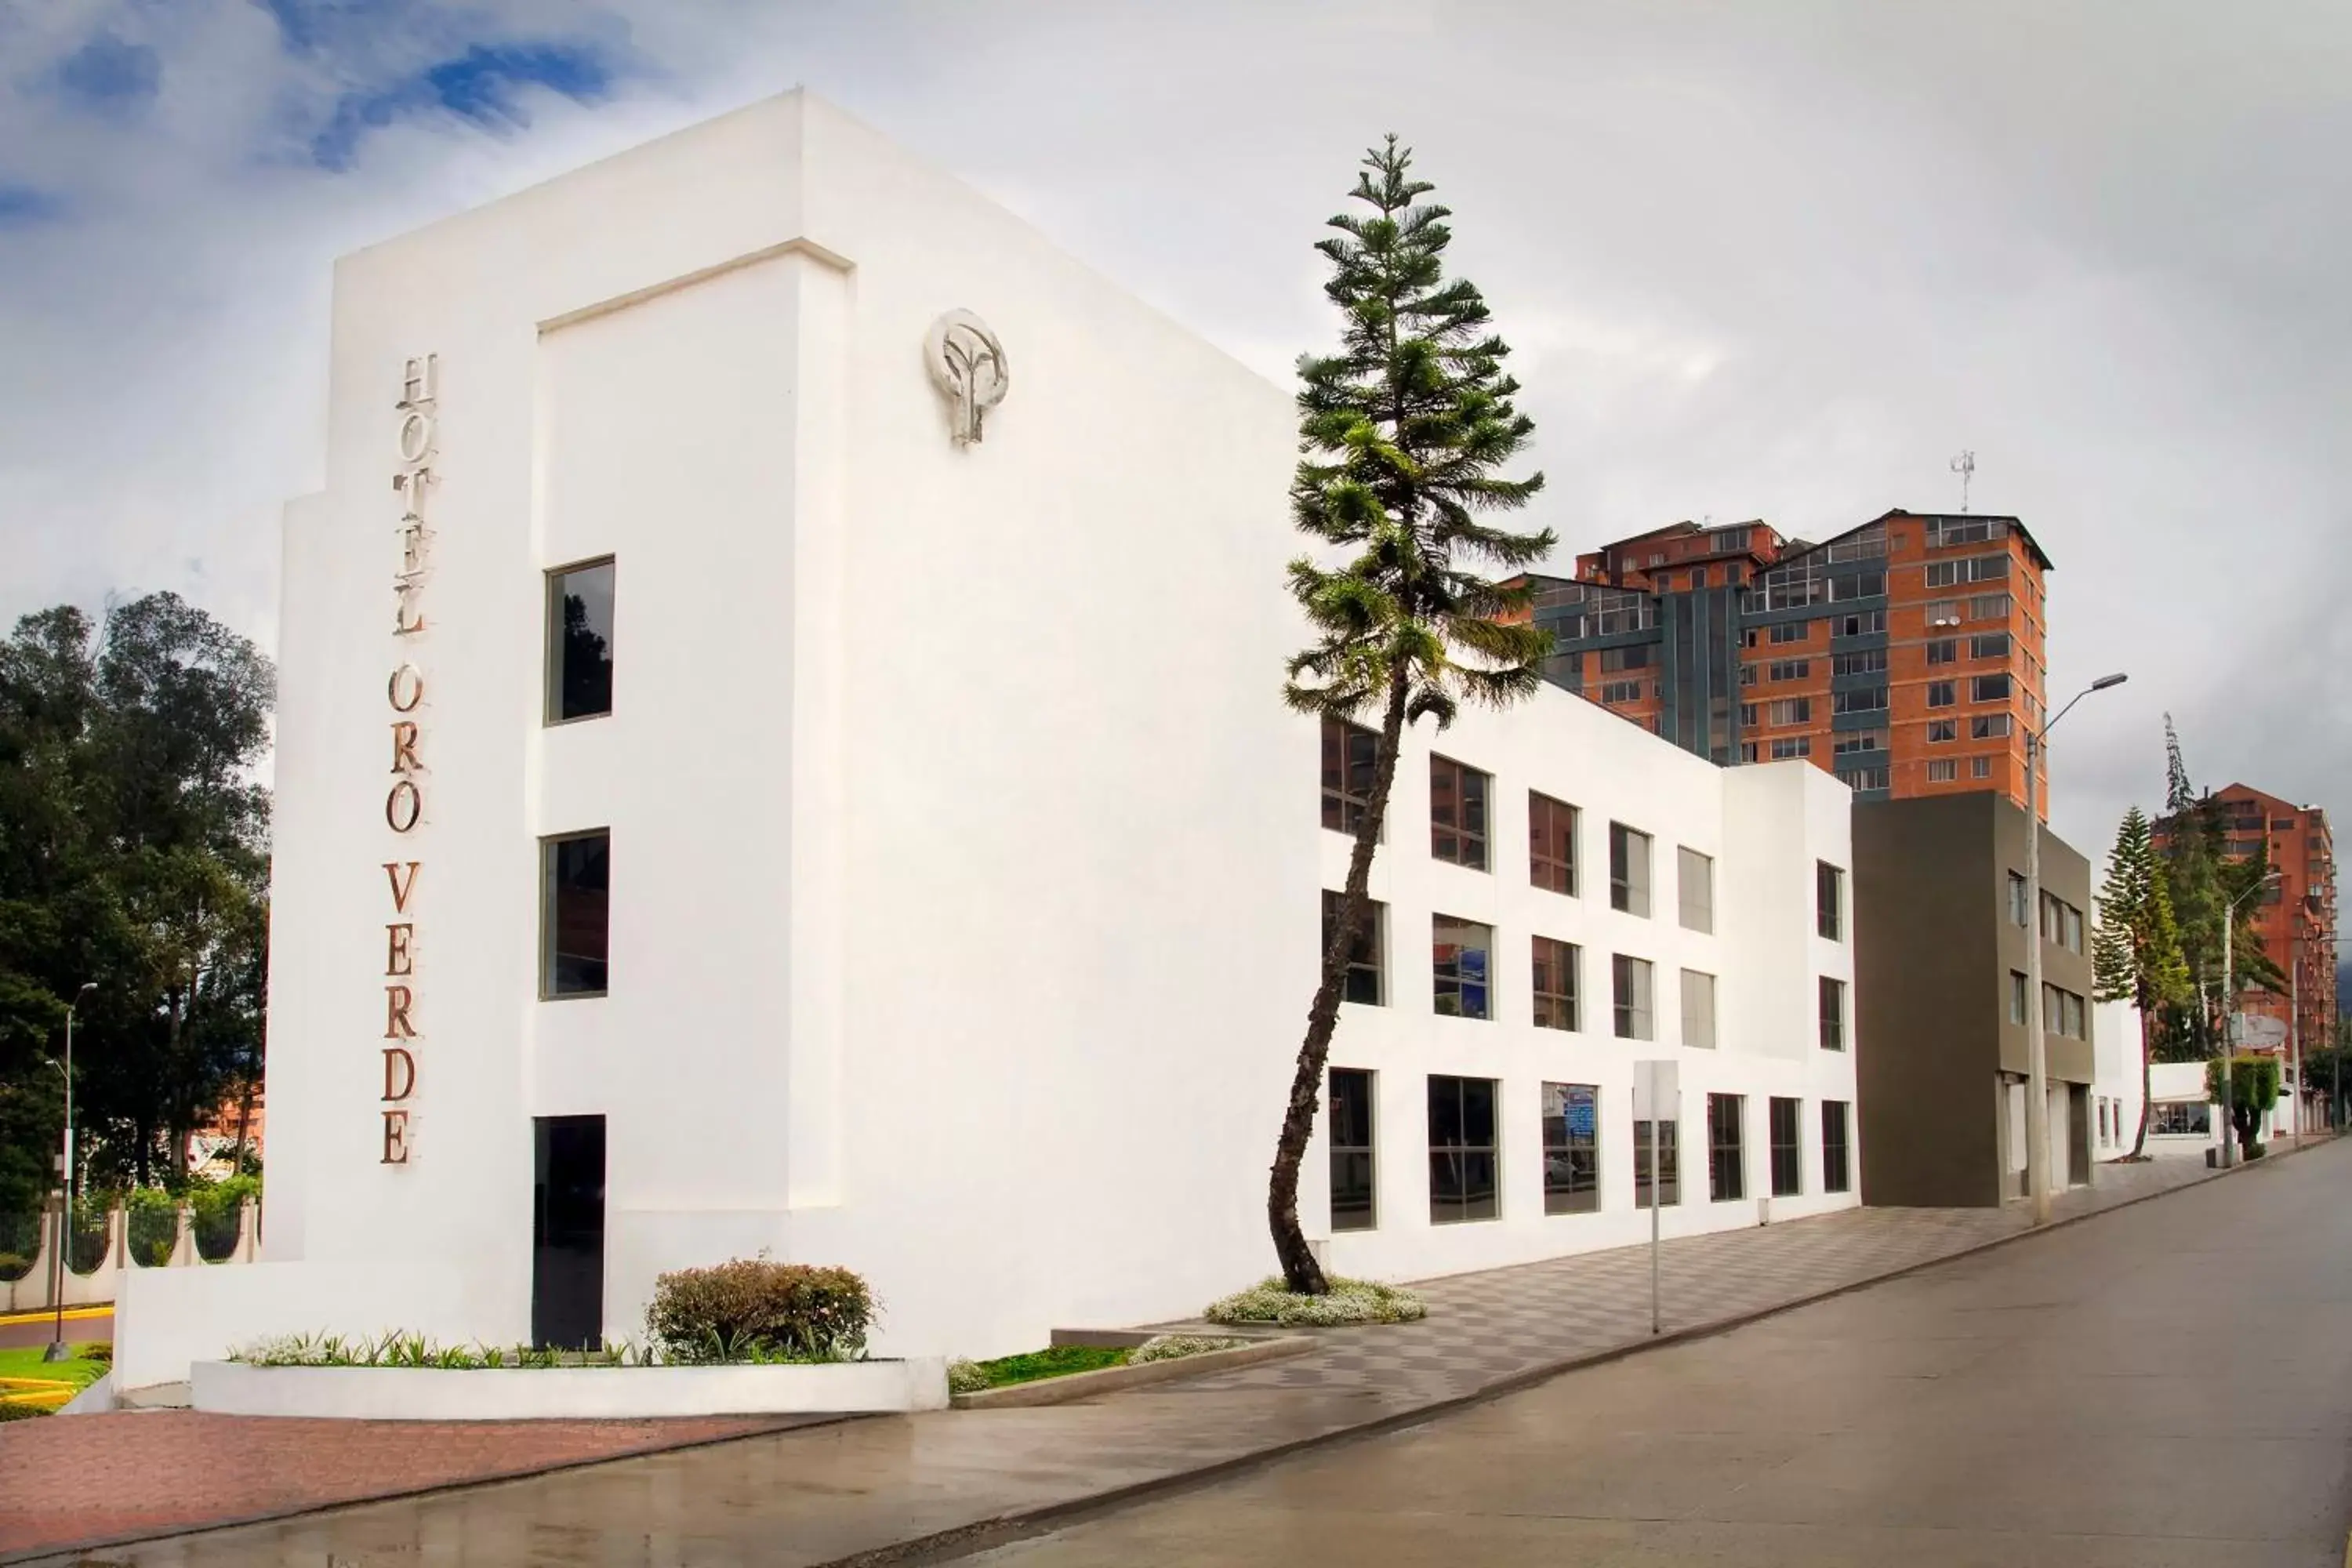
(5, 1148, 2269, 1566)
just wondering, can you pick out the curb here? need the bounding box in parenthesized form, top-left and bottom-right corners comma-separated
(950, 1338, 1315, 1410)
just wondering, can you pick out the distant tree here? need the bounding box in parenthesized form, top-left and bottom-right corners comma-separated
(2205, 1053, 2281, 1162)
(2093, 807, 2190, 1158)
(1269, 136, 1555, 1295)
(2151, 716, 2284, 1065)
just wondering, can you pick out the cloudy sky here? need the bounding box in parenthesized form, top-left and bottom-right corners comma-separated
(3, 0, 2346, 861)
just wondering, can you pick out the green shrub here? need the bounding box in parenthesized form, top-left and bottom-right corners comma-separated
(191, 1175, 260, 1262)
(644, 1259, 876, 1365)
(1204, 1276, 1428, 1327)
(127, 1189, 179, 1267)
(65, 1201, 108, 1274)
(0, 1252, 29, 1283)
(73, 1341, 111, 1365)
(0, 1400, 48, 1422)
(946, 1358, 991, 1394)
(953, 1345, 1127, 1388)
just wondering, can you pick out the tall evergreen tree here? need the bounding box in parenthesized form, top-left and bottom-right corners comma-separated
(2092, 807, 2189, 1156)
(2151, 716, 2285, 1065)
(1271, 136, 1555, 1294)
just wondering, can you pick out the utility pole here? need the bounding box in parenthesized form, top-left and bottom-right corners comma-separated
(2292, 956, 2303, 1150)
(45, 983, 96, 1364)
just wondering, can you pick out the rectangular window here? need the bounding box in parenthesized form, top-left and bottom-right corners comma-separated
(1831, 649, 1887, 677)
(1740, 663, 1758, 687)
(2007, 872, 2029, 926)
(1926, 554, 2009, 589)
(1769, 1097, 1802, 1196)
(1328, 1069, 1375, 1232)
(1925, 598, 1959, 626)
(1972, 755, 1993, 779)
(2064, 904, 2083, 953)
(1835, 609, 1887, 637)
(1768, 659, 1810, 682)
(1818, 975, 1846, 1051)
(1321, 891, 1385, 1005)
(2009, 971, 2027, 1025)
(1529, 792, 1578, 895)
(1634, 1117, 1680, 1208)
(1708, 1094, 1745, 1202)
(1428, 1075, 1499, 1224)
(1768, 697, 1812, 725)
(1831, 686, 1889, 714)
(1926, 638, 1958, 665)
(1832, 731, 1884, 755)
(1740, 742, 1760, 762)
(1971, 673, 2013, 702)
(1681, 968, 1718, 1048)
(1599, 644, 1652, 673)
(1926, 758, 1958, 782)
(1817, 861, 1844, 940)
(1542, 1083, 1599, 1215)
(1320, 717, 1379, 835)
(2067, 990, 2085, 1038)
(1432, 915, 1493, 1020)
(1678, 848, 1715, 933)
(1613, 954, 1655, 1040)
(1769, 620, 1809, 644)
(1927, 681, 1957, 708)
(1969, 593, 2012, 621)
(1822, 1102, 1852, 1193)
(1610, 823, 1652, 916)
(1971, 713, 2013, 740)
(1429, 755, 1490, 870)
(1770, 736, 1811, 760)
(541, 829, 612, 998)
(1600, 680, 1644, 703)
(1532, 936, 1580, 1031)
(1740, 702, 1759, 727)
(1970, 633, 2012, 660)
(1927, 719, 1958, 743)
(546, 558, 616, 723)
(1846, 766, 1890, 791)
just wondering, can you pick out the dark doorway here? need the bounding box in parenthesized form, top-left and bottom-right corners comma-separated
(532, 1115, 606, 1350)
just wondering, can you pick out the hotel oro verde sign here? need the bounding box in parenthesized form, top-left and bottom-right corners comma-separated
(380, 354, 437, 1165)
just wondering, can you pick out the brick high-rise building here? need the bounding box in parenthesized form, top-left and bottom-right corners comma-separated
(2158, 783, 2338, 1058)
(1515, 510, 2053, 812)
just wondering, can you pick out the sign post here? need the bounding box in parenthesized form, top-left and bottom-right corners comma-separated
(1634, 1060, 1679, 1336)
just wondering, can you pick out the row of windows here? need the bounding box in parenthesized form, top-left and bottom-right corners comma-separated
(1926, 713, 2013, 742)
(1323, 894, 1850, 1048)
(2003, 875, 2086, 953)
(1925, 757, 1998, 782)
(1926, 674, 2013, 707)
(1926, 633, 2012, 664)
(1328, 1071, 1854, 1229)
(1926, 593, 2013, 625)
(1924, 554, 2010, 590)
(2005, 972, 2089, 1038)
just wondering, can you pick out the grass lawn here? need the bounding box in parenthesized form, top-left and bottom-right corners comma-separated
(0, 1343, 110, 1392)
(967, 1345, 1128, 1388)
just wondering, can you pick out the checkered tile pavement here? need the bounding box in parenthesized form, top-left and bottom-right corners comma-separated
(1142, 1156, 2220, 1410)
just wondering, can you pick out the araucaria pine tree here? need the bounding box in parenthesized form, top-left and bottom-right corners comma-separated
(2092, 806, 2190, 1158)
(1269, 136, 1556, 1295)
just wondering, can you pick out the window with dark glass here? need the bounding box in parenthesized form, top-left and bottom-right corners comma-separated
(1329, 1068, 1376, 1232)
(1532, 936, 1579, 1030)
(1529, 792, 1578, 895)
(1816, 861, 1844, 940)
(1613, 954, 1655, 1040)
(1430, 755, 1490, 870)
(1634, 1116, 1679, 1208)
(1610, 822, 1652, 916)
(1769, 1096, 1802, 1196)
(1320, 717, 1380, 834)
(1321, 891, 1385, 1005)
(1708, 1094, 1746, 1202)
(546, 559, 615, 722)
(1542, 1082, 1599, 1215)
(1432, 915, 1493, 1020)
(1818, 975, 1846, 1051)
(1822, 1100, 1852, 1192)
(1428, 1075, 1499, 1223)
(541, 829, 611, 997)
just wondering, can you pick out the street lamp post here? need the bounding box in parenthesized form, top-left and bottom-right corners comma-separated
(2026, 673, 2128, 1226)
(46, 982, 96, 1363)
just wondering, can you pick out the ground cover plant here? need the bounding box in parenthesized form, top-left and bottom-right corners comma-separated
(1205, 1276, 1426, 1327)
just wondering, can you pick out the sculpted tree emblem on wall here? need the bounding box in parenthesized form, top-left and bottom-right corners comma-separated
(925, 309, 1008, 445)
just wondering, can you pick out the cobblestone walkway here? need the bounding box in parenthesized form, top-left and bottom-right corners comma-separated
(5, 1149, 2258, 1566)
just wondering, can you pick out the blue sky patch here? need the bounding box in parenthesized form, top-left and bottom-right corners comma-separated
(309, 39, 620, 170)
(0, 185, 67, 228)
(57, 31, 165, 109)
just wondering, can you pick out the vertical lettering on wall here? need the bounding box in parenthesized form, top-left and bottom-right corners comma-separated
(381, 354, 437, 1164)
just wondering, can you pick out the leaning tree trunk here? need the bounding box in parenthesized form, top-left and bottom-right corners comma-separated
(2129, 1005, 2152, 1160)
(1268, 663, 1413, 1296)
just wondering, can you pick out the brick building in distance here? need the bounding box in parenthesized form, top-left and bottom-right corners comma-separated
(1510, 510, 2053, 812)
(2158, 782, 2337, 1057)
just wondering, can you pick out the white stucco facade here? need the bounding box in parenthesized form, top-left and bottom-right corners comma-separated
(118, 92, 1859, 1388)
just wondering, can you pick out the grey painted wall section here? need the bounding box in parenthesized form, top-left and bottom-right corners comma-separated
(1853, 792, 2096, 1207)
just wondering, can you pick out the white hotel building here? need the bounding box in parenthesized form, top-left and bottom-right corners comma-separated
(119, 93, 1859, 1387)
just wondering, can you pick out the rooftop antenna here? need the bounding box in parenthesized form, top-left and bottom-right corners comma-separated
(1950, 450, 1976, 514)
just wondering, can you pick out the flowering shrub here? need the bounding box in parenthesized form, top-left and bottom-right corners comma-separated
(946, 1358, 992, 1394)
(1203, 1277, 1427, 1327)
(1130, 1334, 1251, 1363)
(644, 1259, 876, 1365)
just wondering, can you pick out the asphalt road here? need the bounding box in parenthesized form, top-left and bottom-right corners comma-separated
(964, 1142, 2352, 1567)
